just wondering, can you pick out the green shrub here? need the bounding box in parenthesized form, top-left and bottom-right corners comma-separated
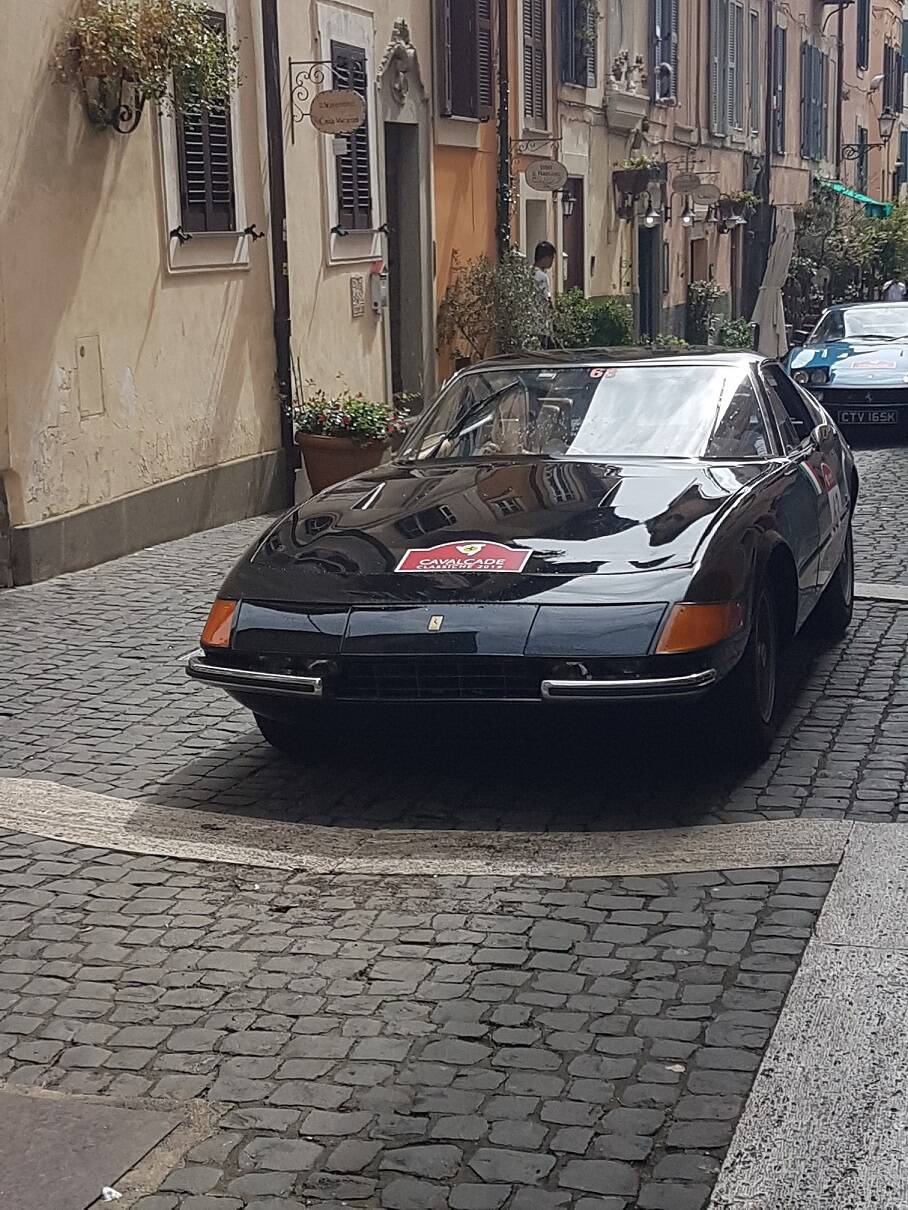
(588, 297, 634, 346)
(716, 317, 754, 349)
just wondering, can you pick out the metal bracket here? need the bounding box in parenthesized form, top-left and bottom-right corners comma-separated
(510, 136, 563, 157)
(169, 226, 193, 245)
(842, 142, 881, 161)
(288, 59, 333, 144)
(242, 224, 266, 242)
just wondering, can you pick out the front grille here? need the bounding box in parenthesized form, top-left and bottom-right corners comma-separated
(333, 657, 546, 701)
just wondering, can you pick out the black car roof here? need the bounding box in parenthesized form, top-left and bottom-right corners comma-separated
(470, 347, 763, 370)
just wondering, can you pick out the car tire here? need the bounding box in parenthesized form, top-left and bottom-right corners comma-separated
(813, 526, 854, 640)
(715, 584, 781, 762)
(255, 713, 311, 760)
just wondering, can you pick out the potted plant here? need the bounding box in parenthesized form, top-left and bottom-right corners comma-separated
(613, 155, 659, 198)
(293, 379, 407, 494)
(55, 0, 239, 133)
(718, 191, 760, 221)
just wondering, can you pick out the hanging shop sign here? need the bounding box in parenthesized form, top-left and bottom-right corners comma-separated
(693, 183, 721, 205)
(673, 172, 702, 194)
(310, 89, 366, 135)
(524, 159, 570, 193)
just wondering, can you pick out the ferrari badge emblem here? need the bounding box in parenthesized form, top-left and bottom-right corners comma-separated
(457, 544, 485, 556)
(428, 615, 444, 632)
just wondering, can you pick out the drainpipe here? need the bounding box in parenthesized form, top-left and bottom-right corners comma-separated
(261, 0, 297, 498)
(835, 0, 845, 176)
(496, 0, 511, 258)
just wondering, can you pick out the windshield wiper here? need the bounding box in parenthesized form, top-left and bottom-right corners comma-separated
(421, 379, 523, 459)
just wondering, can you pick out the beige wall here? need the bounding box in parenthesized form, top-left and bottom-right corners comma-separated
(278, 1, 433, 405)
(0, 0, 279, 531)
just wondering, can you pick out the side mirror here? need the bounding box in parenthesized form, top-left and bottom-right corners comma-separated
(811, 422, 834, 448)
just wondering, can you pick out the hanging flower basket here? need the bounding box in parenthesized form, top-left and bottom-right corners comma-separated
(613, 167, 652, 197)
(292, 380, 407, 494)
(54, 0, 240, 133)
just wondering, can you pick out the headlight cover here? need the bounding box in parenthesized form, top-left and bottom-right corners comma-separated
(793, 370, 810, 385)
(809, 368, 829, 385)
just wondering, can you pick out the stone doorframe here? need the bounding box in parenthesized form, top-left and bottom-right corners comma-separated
(377, 19, 436, 407)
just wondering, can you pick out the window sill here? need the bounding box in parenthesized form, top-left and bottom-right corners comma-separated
(166, 230, 252, 274)
(327, 228, 384, 268)
(434, 117, 484, 150)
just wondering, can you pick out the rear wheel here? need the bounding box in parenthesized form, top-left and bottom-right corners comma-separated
(715, 584, 781, 762)
(813, 526, 854, 640)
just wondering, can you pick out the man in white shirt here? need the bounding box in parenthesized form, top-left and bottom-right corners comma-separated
(880, 279, 907, 301)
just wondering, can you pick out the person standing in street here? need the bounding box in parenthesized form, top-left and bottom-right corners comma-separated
(880, 278, 908, 301)
(533, 241, 556, 348)
(533, 241, 556, 303)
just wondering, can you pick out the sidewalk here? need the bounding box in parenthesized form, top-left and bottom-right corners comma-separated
(3, 778, 902, 1210)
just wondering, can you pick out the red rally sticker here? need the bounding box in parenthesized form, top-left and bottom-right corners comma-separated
(396, 542, 531, 574)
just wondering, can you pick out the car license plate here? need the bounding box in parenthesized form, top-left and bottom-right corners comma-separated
(837, 409, 899, 424)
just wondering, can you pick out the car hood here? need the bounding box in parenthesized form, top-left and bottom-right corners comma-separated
(223, 459, 763, 604)
(790, 339, 908, 386)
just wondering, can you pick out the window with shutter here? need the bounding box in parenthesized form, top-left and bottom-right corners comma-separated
(653, 0, 679, 103)
(523, 0, 548, 125)
(800, 44, 830, 161)
(857, 0, 869, 70)
(749, 8, 759, 132)
(175, 10, 236, 233)
(331, 42, 372, 231)
(710, 0, 729, 135)
(856, 125, 869, 191)
(772, 24, 786, 154)
(436, 0, 494, 120)
(898, 129, 908, 188)
(728, 0, 744, 129)
(559, 0, 596, 88)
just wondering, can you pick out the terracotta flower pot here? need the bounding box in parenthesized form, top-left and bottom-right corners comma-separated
(296, 432, 388, 494)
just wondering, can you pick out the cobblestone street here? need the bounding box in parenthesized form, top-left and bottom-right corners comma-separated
(0, 445, 906, 1209)
(0, 450, 907, 832)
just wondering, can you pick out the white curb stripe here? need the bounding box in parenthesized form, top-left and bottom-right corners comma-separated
(0, 778, 851, 878)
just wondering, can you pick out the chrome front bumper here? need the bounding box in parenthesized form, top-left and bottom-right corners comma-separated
(187, 656, 323, 699)
(541, 670, 717, 701)
(188, 655, 717, 703)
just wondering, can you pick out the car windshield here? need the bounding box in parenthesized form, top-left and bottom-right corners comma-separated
(810, 306, 908, 342)
(398, 364, 772, 462)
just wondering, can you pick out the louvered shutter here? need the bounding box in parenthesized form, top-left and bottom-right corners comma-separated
(477, 0, 494, 117)
(898, 129, 908, 187)
(332, 42, 372, 231)
(523, 0, 547, 125)
(175, 11, 235, 233)
(799, 41, 809, 157)
(585, 0, 598, 87)
(821, 51, 829, 158)
(654, 0, 678, 102)
(749, 8, 759, 132)
(435, 0, 453, 116)
(668, 0, 679, 101)
(727, 2, 743, 129)
(559, 0, 574, 83)
(772, 25, 786, 153)
(710, 0, 728, 135)
(857, 0, 869, 70)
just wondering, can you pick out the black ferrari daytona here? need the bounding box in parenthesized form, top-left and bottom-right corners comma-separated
(188, 349, 857, 759)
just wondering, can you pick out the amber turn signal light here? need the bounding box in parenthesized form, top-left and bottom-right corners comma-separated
(201, 598, 237, 648)
(656, 602, 745, 655)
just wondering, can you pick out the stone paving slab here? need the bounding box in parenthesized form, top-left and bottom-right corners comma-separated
(851, 445, 908, 586)
(0, 828, 834, 1210)
(710, 824, 908, 1210)
(0, 779, 852, 878)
